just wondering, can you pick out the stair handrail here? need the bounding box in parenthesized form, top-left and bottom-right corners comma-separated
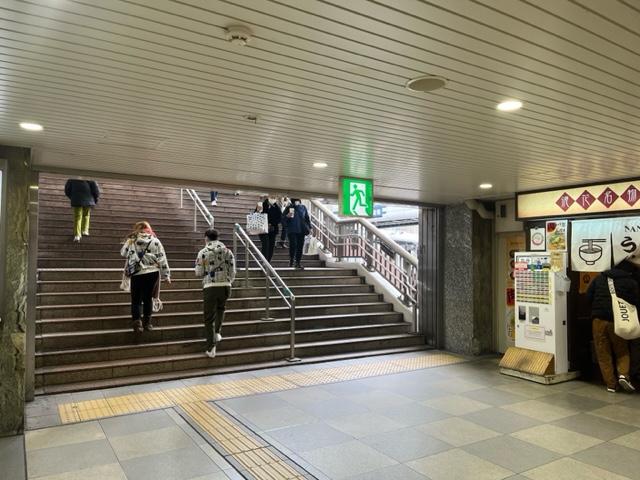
(308, 199, 419, 330)
(180, 188, 214, 232)
(232, 223, 299, 363)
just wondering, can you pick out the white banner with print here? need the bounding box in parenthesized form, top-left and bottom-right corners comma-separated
(571, 217, 640, 272)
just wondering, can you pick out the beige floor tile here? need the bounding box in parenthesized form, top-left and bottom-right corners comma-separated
(587, 405, 640, 428)
(494, 382, 554, 399)
(108, 425, 195, 461)
(406, 448, 513, 480)
(25, 421, 104, 451)
(421, 395, 492, 416)
(568, 385, 630, 404)
(428, 378, 487, 394)
(500, 400, 579, 422)
(510, 424, 602, 455)
(416, 417, 500, 447)
(610, 429, 640, 451)
(33, 462, 127, 480)
(522, 457, 630, 480)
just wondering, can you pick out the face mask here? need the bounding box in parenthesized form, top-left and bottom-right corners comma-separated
(294, 201, 301, 206)
(268, 198, 277, 204)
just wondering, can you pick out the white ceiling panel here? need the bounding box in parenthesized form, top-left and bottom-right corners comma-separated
(0, 0, 639, 204)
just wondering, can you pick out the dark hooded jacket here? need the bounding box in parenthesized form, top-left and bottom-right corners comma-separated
(586, 266, 640, 322)
(64, 179, 100, 207)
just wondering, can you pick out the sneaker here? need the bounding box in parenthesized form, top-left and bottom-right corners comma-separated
(215, 333, 222, 342)
(73, 235, 81, 242)
(211, 200, 217, 206)
(607, 386, 617, 393)
(619, 375, 635, 392)
(294, 263, 305, 270)
(205, 346, 216, 358)
(82, 231, 89, 236)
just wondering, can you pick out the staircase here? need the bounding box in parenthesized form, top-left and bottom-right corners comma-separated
(34, 176, 427, 394)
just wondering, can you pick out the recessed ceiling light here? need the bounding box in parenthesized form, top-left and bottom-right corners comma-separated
(496, 100, 523, 111)
(479, 183, 492, 189)
(20, 122, 43, 131)
(405, 75, 448, 93)
(313, 162, 328, 168)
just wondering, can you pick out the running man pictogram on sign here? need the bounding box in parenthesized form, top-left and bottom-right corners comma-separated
(340, 177, 373, 217)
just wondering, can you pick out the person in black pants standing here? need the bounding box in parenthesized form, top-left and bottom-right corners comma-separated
(254, 195, 282, 264)
(282, 198, 311, 269)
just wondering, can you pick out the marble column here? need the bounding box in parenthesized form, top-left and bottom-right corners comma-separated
(443, 204, 493, 355)
(0, 146, 31, 436)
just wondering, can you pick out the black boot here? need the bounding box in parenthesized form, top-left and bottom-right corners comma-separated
(142, 315, 153, 331)
(288, 259, 294, 267)
(132, 319, 143, 333)
(294, 263, 305, 270)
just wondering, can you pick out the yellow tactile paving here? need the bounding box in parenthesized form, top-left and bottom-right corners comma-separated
(161, 387, 203, 404)
(106, 394, 145, 415)
(134, 391, 175, 410)
(280, 371, 340, 386)
(57, 403, 81, 423)
(56, 352, 465, 425)
(78, 406, 115, 421)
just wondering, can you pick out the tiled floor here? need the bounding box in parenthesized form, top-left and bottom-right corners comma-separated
(5, 351, 640, 479)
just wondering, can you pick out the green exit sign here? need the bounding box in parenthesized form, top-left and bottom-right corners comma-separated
(339, 177, 374, 217)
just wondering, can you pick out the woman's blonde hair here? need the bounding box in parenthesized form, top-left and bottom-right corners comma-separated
(126, 221, 152, 240)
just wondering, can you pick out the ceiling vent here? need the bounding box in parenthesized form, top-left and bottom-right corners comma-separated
(405, 75, 448, 93)
(99, 130, 168, 150)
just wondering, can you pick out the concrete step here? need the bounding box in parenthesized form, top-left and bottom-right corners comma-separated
(37, 275, 364, 293)
(36, 257, 324, 269)
(37, 267, 357, 282)
(34, 333, 424, 387)
(36, 321, 411, 367)
(37, 284, 374, 305)
(36, 293, 384, 319)
(37, 303, 393, 335)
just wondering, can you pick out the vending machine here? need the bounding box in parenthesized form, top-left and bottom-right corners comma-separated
(513, 252, 571, 375)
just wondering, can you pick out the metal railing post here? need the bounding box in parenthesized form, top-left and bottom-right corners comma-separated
(180, 189, 183, 208)
(262, 269, 274, 321)
(233, 226, 237, 259)
(245, 242, 249, 287)
(194, 202, 197, 232)
(286, 296, 300, 362)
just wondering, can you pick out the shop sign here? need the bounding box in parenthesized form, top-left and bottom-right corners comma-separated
(517, 180, 640, 219)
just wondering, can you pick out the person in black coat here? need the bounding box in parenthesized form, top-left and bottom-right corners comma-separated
(64, 179, 100, 242)
(586, 260, 639, 392)
(282, 198, 312, 269)
(254, 195, 282, 264)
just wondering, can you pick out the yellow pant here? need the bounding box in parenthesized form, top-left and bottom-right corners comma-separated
(593, 318, 630, 388)
(73, 206, 91, 237)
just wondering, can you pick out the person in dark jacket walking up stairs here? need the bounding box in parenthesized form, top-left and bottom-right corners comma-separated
(195, 229, 236, 358)
(64, 178, 100, 242)
(586, 260, 639, 392)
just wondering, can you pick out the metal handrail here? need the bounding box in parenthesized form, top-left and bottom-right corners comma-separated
(232, 223, 299, 362)
(308, 200, 419, 331)
(180, 189, 214, 232)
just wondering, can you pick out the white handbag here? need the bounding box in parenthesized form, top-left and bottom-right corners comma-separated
(607, 278, 640, 340)
(246, 212, 268, 235)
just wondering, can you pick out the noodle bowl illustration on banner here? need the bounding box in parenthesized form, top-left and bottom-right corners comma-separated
(579, 238, 606, 265)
